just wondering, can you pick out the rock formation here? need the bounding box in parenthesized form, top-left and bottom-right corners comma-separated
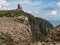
(0, 17, 32, 45)
(50, 25, 60, 42)
(0, 10, 54, 45)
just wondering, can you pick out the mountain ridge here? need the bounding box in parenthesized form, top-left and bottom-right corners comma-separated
(0, 10, 54, 45)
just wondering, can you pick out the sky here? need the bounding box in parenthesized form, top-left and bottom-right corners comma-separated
(0, 0, 60, 26)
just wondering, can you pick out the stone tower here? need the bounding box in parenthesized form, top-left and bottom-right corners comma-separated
(17, 4, 22, 10)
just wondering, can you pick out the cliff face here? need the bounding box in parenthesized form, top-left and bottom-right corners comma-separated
(0, 10, 54, 44)
(0, 17, 32, 45)
(23, 12, 53, 41)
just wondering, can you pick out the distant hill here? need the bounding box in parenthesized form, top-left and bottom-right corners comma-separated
(0, 10, 53, 42)
(50, 25, 60, 42)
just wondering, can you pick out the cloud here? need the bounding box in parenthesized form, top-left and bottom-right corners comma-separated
(47, 10, 57, 15)
(57, 2, 60, 7)
(50, 10, 57, 15)
(0, 0, 42, 10)
(10, 0, 41, 6)
(42, 7, 57, 15)
(0, 0, 11, 10)
(27, 11, 39, 14)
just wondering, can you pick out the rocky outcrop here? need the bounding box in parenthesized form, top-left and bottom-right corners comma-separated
(0, 17, 32, 45)
(44, 25, 60, 45)
(50, 25, 60, 42)
(0, 10, 53, 43)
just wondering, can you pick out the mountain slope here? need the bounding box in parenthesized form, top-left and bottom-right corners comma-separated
(0, 10, 53, 42)
(23, 12, 53, 41)
(50, 25, 60, 42)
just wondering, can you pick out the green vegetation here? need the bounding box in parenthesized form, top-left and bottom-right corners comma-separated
(0, 10, 24, 17)
(13, 18, 25, 23)
(0, 10, 53, 42)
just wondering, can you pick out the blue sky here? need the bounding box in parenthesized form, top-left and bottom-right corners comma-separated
(0, 0, 60, 26)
